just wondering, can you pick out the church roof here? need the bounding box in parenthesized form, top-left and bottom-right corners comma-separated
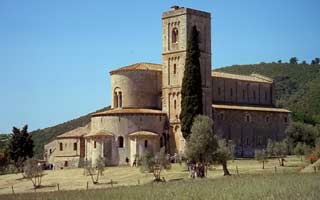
(92, 108, 166, 117)
(57, 124, 90, 139)
(212, 71, 273, 83)
(84, 130, 114, 138)
(110, 63, 162, 74)
(212, 104, 290, 113)
(129, 131, 159, 138)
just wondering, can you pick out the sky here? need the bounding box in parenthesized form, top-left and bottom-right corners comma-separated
(0, 0, 319, 133)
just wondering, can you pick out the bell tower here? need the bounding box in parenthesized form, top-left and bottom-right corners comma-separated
(162, 6, 212, 153)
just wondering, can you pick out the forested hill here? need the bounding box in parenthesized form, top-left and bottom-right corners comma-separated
(215, 63, 320, 124)
(31, 106, 110, 158)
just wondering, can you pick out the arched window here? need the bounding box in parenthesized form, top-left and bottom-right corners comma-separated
(114, 88, 122, 108)
(113, 92, 118, 108)
(245, 113, 252, 122)
(174, 99, 176, 109)
(118, 136, 124, 148)
(219, 112, 224, 120)
(173, 64, 177, 74)
(172, 28, 178, 43)
(144, 140, 148, 148)
(265, 116, 270, 123)
(119, 92, 122, 108)
(94, 141, 96, 149)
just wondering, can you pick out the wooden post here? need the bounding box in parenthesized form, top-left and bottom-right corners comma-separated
(57, 183, 60, 191)
(86, 181, 89, 190)
(314, 166, 317, 173)
(236, 165, 239, 175)
(274, 166, 277, 173)
(11, 185, 14, 194)
(138, 179, 140, 185)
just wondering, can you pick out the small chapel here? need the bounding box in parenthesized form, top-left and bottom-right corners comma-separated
(44, 6, 290, 169)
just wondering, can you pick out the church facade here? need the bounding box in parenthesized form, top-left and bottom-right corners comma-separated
(44, 6, 290, 168)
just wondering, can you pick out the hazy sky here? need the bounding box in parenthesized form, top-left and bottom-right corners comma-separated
(0, 0, 319, 133)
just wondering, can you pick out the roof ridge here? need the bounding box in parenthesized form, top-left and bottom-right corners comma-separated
(110, 62, 162, 74)
(251, 73, 273, 82)
(212, 71, 273, 83)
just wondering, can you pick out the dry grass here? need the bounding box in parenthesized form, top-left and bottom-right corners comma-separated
(0, 156, 309, 195)
(1, 173, 319, 200)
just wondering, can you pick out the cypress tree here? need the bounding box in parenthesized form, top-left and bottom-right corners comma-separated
(6, 125, 34, 171)
(180, 26, 203, 139)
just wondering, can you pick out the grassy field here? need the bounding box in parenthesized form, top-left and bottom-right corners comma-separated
(1, 173, 319, 200)
(0, 156, 312, 197)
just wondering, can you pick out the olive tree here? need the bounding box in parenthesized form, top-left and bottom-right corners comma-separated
(23, 158, 45, 189)
(267, 140, 288, 166)
(139, 148, 171, 182)
(186, 115, 218, 164)
(255, 149, 268, 169)
(85, 157, 105, 184)
(213, 139, 235, 176)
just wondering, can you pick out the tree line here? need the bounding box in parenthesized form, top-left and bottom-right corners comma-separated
(267, 57, 320, 65)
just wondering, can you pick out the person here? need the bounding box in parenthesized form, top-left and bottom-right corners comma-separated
(125, 157, 129, 166)
(132, 158, 137, 167)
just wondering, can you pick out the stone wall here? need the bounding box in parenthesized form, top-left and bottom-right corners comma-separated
(212, 77, 275, 106)
(111, 70, 162, 109)
(44, 137, 84, 169)
(89, 113, 166, 165)
(213, 108, 289, 157)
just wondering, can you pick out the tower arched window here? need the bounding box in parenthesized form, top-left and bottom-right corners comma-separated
(118, 136, 124, 148)
(113, 92, 118, 108)
(119, 92, 122, 108)
(114, 88, 122, 108)
(173, 64, 177, 74)
(172, 28, 178, 43)
(174, 99, 176, 109)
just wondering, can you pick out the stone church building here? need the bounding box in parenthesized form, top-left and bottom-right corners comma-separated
(44, 6, 290, 168)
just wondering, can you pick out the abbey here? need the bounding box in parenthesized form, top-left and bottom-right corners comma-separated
(44, 6, 290, 168)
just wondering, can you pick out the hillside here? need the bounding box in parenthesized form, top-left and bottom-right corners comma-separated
(31, 106, 110, 158)
(215, 63, 320, 124)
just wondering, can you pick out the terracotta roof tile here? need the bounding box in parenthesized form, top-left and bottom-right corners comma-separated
(212, 104, 290, 113)
(110, 63, 162, 74)
(57, 124, 90, 138)
(129, 131, 159, 138)
(212, 71, 273, 83)
(92, 108, 166, 116)
(84, 130, 113, 138)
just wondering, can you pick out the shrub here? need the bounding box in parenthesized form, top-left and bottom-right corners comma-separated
(23, 158, 45, 189)
(139, 148, 171, 182)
